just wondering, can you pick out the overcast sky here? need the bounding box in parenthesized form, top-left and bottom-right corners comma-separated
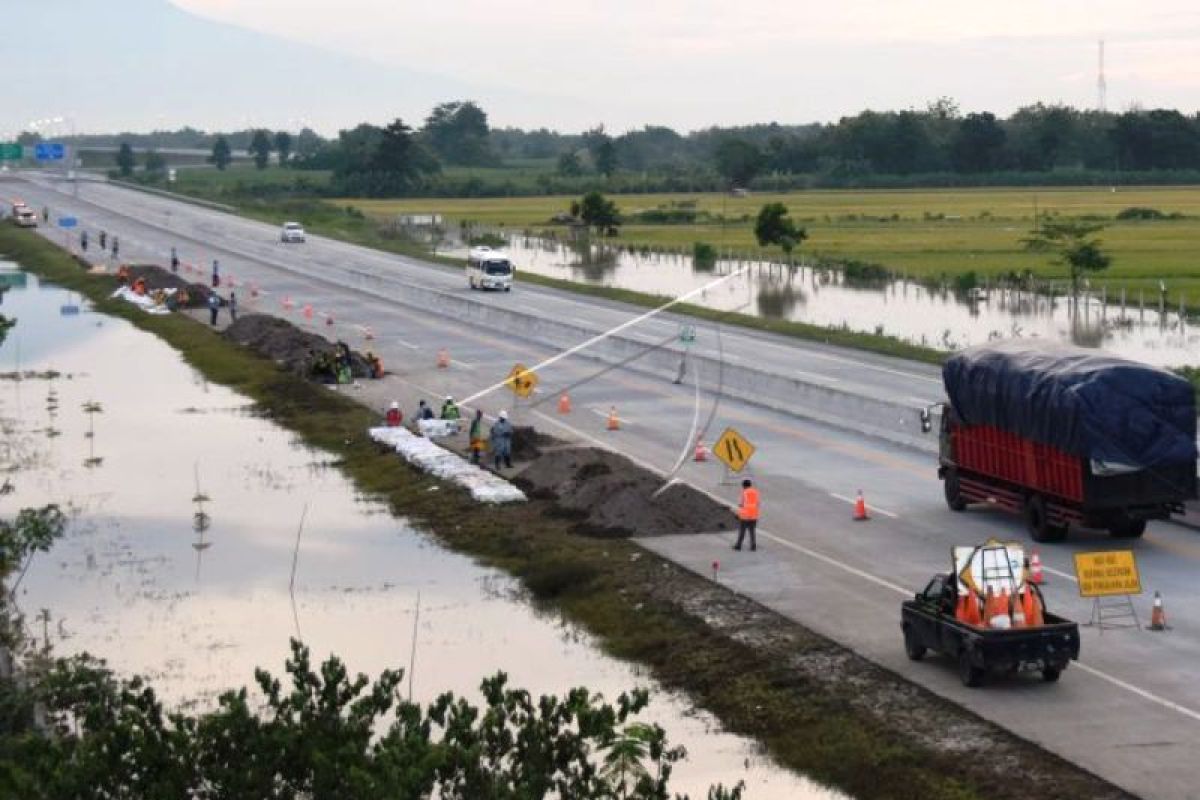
(9, 0, 1200, 136)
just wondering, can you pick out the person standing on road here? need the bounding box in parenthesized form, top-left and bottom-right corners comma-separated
(207, 292, 220, 326)
(440, 395, 460, 420)
(228, 291, 238, 322)
(80, 230, 88, 252)
(170, 247, 179, 273)
(489, 410, 514, 470)
(733, 478, 760, 551)
(111, 237, 119, 260)
(99, 230, 107, 250)
(211, 259, 220, 288)
(468, 409, 485, 465)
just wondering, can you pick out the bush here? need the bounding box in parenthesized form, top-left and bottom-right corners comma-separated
(841, 259, 891, 284)
(692, 241, 717, 270)
(1115, 206, 1182, 220)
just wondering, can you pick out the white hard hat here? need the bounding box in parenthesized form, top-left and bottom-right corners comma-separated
(390, 401, 399, 410)
(499, 410, 508, 419)
(445, 395, 454, 402)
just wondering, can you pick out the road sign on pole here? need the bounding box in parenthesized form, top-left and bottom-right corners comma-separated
(34, 142, 65, 161)
(0, 143, 22, 161)
(505, 363, 539, 399)
(713, 427, 755, 473)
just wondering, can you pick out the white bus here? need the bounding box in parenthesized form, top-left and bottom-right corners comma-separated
(466, 246, 514, 291)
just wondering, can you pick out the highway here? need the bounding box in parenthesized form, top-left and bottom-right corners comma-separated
(7, 173, 1200, 799)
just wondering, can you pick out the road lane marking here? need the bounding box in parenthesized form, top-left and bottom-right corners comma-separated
(450, 359, 476, 370)
(1073, 663, 1200, 724)
(795, 370, 840, 383)
(394, 339, 419, 350)
(830, 492, 899, 518)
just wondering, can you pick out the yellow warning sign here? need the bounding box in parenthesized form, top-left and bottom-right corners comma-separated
(506, 363, 539, 399)
(1073, 550, 1142, 598)
(713, 427, 755, 473)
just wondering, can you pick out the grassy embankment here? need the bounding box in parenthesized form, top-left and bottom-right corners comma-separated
(1, 222, 1128, 800)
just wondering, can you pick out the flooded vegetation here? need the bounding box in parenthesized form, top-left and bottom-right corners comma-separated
(0, 266, 836, 798)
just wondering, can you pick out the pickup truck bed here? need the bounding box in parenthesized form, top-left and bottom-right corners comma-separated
(901, 574, 1080, 687)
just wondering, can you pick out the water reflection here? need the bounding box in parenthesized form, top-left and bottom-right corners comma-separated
(1, 268, 838, 800)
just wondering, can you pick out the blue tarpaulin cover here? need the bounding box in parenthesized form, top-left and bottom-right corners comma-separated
(943, 341, 1197, 469)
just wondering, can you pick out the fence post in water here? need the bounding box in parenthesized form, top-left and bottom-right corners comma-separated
(1140, 289, 1145, 322)
(1120, 288, 1126, 320)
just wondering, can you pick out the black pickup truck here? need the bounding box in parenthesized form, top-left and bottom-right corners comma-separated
(901, 573, 1080, 687)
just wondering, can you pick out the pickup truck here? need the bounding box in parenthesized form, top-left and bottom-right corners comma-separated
(901, 573, 1080, 687)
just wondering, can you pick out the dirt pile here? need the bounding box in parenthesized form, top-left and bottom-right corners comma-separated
(223, 314, 373, 378)
(124, 264, 216, 308)
(510, 425, 556, 461)
(516, 446, 735, 537)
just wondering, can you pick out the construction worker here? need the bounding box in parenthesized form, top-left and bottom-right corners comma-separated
(80, 230, 88, 251)
(111, 237, 119, 260)
(415, 399, 435, 423)
(211, 259, 220, 288)
(99, 230, 107, 250)
(365, 351, 384, 379)
(733, 478, 760, 552)
(228, 291, 238, 322)
(207, 292, 220, 326)
(440, 395, 461, 420)
(170, 247, 179, 272)
(489, 410, 514, 470)
(385, 401, 402, 427)
(468, 409, 485, 464)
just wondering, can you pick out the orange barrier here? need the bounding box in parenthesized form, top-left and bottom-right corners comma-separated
(606, 406, 620, 431)
(852, 490, 869, 521)
(557, 392, 571, 414)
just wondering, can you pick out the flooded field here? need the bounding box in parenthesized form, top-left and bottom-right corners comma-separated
(0, 265, 840, 799)
(434, 233, 1199, 367)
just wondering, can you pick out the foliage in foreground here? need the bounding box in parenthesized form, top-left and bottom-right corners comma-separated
(1, 639, 742, 800)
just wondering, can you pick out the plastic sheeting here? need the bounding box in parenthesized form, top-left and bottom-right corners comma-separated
(943, 341, 1197, 469)
(368, 426, 525, 504)
(110, 286, 173, 315)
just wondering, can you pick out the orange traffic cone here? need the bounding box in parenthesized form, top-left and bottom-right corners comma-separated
(282, 296, 294, 311)
(558, 392, 571, 414)
(852, 490, 869, 521)
(436, 348, 450, 369)
(1149, 591, 1168, 631)
(1021, 584, 1044, 627)
(1010, 586, 1027, 627)
(606, 406, 620, 431)
(963, 588, 983, 627)
(303, 304, 314, 320)
(1028, 549, 1045, 585)
(693, 438, 708, 462)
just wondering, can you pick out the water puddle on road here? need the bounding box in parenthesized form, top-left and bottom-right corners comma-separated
(0, 265, 841, 800)
(433, 234, 1199, 367)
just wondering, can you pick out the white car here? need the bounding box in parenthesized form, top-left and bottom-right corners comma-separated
(12, 204, 37, 228)
(280, 222, 306, 243)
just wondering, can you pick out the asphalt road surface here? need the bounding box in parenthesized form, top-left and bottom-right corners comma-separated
(7, 173, 1200, 799)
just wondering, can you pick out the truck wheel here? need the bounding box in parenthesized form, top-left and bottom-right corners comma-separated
(903, 626, 926, 661)
(958, 651, 984, 688)
(943, 469, 967, 512)
(1024, 495, 1067, 543)
(1041, 667, 1061, 683)
(1109, 517, 1146, 539)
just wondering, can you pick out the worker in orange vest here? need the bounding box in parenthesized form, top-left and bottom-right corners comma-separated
(733, 478, 760, 551)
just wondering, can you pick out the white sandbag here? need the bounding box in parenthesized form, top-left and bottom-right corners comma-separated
(368, 426, 525, 504)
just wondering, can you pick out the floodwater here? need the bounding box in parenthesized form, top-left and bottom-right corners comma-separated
(436, 233, 1199, 367)
(0, 266, 840, 800)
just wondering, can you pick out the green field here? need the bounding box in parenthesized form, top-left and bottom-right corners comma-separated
(349, 186, 1200, 297)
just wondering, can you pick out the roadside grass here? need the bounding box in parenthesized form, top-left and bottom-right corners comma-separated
(1, 222, 1128, 800)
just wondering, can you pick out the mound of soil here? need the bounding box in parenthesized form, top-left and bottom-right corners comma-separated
(223, 314, 372, 378)
(515, 447, 735, 537)
(510, 425, 557, 461)
(124, 264, 217, 309)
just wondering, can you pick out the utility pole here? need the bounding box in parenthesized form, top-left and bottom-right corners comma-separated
(1097, 39, 1107, 113)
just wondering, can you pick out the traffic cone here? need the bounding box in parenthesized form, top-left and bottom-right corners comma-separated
(606, 406, 620, 431)
(963, 588, 983, 627)
(558, 392, 571, 414)
(1020, 584, 1043, 627)
(1008, 587, 1027, 627)
(303, 304, 314, 320)
(693, 437, 708, 462)
(436, 348, 450, 369)
(1149, 591, 1168, 631)
(282, 296, 294, 311)
(1028, 549, 1045, 585)
(852, 490, 869, 521)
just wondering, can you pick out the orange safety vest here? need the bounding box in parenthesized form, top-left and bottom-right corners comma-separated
(739, 487, 760, 520)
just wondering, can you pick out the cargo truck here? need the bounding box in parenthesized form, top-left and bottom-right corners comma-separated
(934, 342, 1198, 542)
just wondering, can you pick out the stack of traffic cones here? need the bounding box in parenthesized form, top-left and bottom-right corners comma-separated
(1028, 549, 1045, 585)
(558, 392, 571, 414)
(606, 406, 620, 431)
(1149, 591, 1169, 631)
(852, 490, 869, 521)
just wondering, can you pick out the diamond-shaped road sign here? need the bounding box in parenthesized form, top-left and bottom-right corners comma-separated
(506, 363, 539, 399)
(713, 426, 755, 473)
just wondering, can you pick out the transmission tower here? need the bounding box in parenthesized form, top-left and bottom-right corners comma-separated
(1097, 39, 1107, 112)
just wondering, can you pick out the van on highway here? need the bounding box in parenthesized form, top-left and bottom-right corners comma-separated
(466, 246, 513, 291)
(12, 204, 37, 228)
(280, 221, 306, 243)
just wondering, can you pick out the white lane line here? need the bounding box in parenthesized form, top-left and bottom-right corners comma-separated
(589, 407, 631, 425)
(795, 370, 840, 383)
(1044, 566, 1078, 583)
(394, 339, 419, 350)
(829, 492, 899, 519)
(450, 359, 476, 370)
(1073, 663, 1200, 724)
(907, 396, 937, 405)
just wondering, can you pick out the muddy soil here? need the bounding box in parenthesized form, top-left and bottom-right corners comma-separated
(223, 314, 373, 378)
(123, 264, 218, 308)
(516, 446, 736, 537)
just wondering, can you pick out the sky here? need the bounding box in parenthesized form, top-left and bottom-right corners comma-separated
(7, 0, 1200, 137)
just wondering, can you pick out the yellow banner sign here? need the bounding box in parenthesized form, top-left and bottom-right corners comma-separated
(505, 363, 539, 399)
(713, 427, 755, 473)
(1073, 550, 1142, 598)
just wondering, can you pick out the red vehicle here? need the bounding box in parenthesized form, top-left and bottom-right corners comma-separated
(934, 343, 1197, 543)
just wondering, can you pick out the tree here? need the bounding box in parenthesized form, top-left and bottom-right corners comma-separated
(274, 131, 293, 165)
(583, 127, 618, 177)
(1022, 219, 1111, 295)
(557, 150, 584, 177)
(143, 150, 167, 176)
(422, 101, 495, 166)
(951, 112, 1007, 173)
(248, 129, 273, 170)
(115, 143, 135, 177)
(209, 136, 232, 171)
(754, 203, 807, 254)
(713, 139, 763, 187)
(578, 191, 620, 234)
